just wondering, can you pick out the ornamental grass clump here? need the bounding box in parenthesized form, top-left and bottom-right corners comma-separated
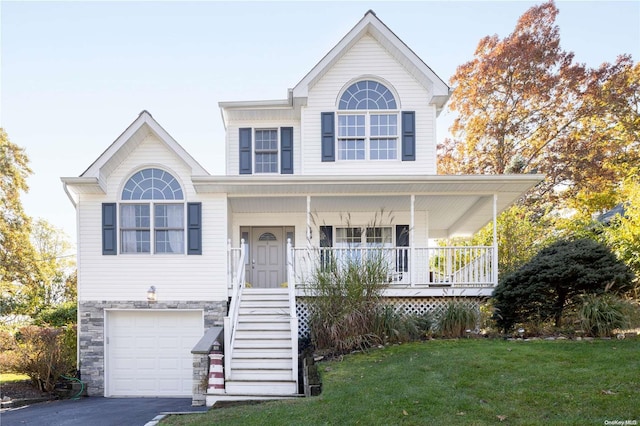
(437, 300, 480, 338)
(307, 250, 389, 354)
(372, 304, 434, 344)
(579, 293, 638, 337)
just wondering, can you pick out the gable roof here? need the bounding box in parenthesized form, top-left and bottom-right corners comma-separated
(291, 10, 451, 113)
(62, 111, 208, 196)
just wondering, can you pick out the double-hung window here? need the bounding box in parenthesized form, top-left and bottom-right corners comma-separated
(120, 168, 185, 254)
(334, 226, 393, 264)
(254, 129, 278, 173)
(337, 80, 398, 161)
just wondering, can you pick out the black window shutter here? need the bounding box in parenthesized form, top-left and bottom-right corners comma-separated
(396, 225, 409, 272)
(401, 111, 416, 161)
(320, 226, 333, 247)
(280, 127, 294, 174)
(187, 202, 202, 255)
(321, 112, 335, 162)
(319, 225, 333, 270)
(239, 128, 252, 174)
(102, 203, 117, 255)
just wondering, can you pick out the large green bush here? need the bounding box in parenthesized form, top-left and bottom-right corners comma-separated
(493, 238, 634, 332)
(34, 301, 77, 326)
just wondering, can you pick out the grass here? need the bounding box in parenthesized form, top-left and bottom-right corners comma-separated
(0, 373, 30, 383)
(163, 339, 640, 425)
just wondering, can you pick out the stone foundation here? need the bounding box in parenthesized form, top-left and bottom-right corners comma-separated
(78, 300, 226, 396)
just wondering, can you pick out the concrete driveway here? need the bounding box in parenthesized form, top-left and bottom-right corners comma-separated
(0, 397, 209, 426)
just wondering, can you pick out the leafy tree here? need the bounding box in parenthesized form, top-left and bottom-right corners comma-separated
(439, 1, 639, 214)
(30, 219, 75, 313)
(600, 175, 640, 296)
(465, 205, 552, 277)
(0, 129, 40, 315)
(492, 238, 634, 332)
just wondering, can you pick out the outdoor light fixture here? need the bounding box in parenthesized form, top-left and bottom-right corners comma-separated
(147, 286, 157, 302)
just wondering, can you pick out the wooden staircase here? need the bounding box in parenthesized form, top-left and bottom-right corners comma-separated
(223, 288, 299, 397)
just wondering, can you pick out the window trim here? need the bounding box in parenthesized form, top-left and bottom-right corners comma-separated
(336, 111, 399, 161)
(119, 201, 186, 255)
(117, 168, 187, 256)
(254, 128, 279, 174)
(334, 226, 394, 247)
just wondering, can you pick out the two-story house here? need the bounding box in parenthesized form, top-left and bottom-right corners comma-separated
(62, 11, 542, 405)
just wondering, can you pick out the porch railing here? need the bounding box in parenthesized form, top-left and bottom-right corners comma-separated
(289, 246, 495, 288)
(224, 239, 246, 381)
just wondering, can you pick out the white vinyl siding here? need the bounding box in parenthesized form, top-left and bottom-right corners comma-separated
(301, 34, 437, 175)
(77, 134, 228, 301)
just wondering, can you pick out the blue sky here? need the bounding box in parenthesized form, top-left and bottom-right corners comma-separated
(1, 1, 639, 245)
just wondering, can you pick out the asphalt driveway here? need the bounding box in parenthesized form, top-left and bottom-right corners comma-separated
(0, 397, 209, 426)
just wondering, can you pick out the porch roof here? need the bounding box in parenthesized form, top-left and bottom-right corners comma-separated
(193, 174, 543, 238)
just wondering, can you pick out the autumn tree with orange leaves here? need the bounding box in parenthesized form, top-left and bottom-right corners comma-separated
(439, 1, 639, 214)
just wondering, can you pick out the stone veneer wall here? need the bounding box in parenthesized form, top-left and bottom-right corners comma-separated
(191, 353, 209, 406)
(78, 300, 227, 396)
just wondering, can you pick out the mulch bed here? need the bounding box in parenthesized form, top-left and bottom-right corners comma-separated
(1, 381, 56, 409)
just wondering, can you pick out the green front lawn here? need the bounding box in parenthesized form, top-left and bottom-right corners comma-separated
(164, 339, 640, 425)
(0, 373, 30, 383)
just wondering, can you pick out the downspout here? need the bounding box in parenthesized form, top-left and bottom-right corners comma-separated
(62, 181, 80, 372)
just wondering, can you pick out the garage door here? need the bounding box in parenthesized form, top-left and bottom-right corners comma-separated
(106, 310, 203, 397)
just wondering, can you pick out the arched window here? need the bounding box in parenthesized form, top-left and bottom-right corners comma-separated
(338, 80, 397, 110)
(122, 168, 183, 200)
(120, 168, 185, 254)
(337, 80, 398, 161)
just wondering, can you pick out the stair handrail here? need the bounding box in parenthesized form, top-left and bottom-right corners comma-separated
(287, 238, 299, 386)
(224, 238, 246, 381)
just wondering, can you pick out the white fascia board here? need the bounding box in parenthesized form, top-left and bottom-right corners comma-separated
(218, 99, 295, 128)
(192, 174, 544, 196)
(218, 99, 292, 109)
(60, 176, 105, 195)
(80, 111, 209, 179)
(81, 111, 151, 177)
(292, 12, 450, 100)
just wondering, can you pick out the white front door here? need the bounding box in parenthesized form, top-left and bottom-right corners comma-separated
(251, 227, 284, 288)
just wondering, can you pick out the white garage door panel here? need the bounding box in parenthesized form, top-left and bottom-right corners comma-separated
(107, 311, 203, 397)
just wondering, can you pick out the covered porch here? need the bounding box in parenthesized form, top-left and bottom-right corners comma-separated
(194, 174, 543, 297)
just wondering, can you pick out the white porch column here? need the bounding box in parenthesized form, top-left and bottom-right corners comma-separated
(410, 195, 415, 287)
(493, 194, 498, 286)
(306, 195, 311, 247)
